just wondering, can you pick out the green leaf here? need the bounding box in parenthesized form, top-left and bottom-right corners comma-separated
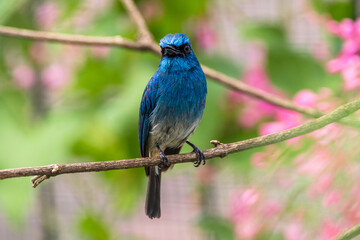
(200, 54, 242, 79)
(0, 0, 28, 24)
(77, 212, 110, 240)
(198, 215, 236, 240)
(240, 22, 342, 95)
(74, 56, 124, 99)
(266, 49, 342, 95)
(149, 0, 207, 38)
(327, 1, 354, 21)
(311, 0, 354, 20)
(240, 23, 287, 49)
(0, 91, 84, 225)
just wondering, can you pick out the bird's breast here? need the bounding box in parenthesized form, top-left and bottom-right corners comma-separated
(148, 70, 206, 149)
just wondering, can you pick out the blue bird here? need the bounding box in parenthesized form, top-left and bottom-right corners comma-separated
(138, 33, 207, 219)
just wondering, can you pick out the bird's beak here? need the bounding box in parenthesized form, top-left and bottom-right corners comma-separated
(164, 45, 184, 57)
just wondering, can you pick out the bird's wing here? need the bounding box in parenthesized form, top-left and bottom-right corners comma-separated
(139, 75, 160, 158)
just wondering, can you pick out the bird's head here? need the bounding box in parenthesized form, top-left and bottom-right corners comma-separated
(159, 33, 199, 71)
(160, 33, 192, 58)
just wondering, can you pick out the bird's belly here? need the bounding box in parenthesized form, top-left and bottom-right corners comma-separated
(149, 117, 200, 150)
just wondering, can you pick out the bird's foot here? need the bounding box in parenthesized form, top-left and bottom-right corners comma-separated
(156, 144, 170, 170)
(186, 141, 205, 167)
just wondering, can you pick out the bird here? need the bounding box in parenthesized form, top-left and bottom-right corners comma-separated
(138, 33, 207, 219)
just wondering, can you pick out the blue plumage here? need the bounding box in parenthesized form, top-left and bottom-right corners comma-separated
(138, 33, 207, 218)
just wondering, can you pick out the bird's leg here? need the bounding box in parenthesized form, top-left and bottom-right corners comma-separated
(186, 141, 205, 167)
(156, 144, 170, 170)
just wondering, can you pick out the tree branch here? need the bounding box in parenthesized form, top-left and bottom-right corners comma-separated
(4, 25, 360, 126)
(335, 223, 360, 240)
(0, 19, 324, 119)
(1, 98, 359, 184)
(0, 25, 155, 51)
(201, 66, 321, 117)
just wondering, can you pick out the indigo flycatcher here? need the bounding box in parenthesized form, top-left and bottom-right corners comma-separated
(139, 33, 207, 218)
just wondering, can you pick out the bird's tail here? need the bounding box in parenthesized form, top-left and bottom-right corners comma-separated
(145, 166, 161, 219)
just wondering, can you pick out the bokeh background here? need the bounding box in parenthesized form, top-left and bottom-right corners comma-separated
(1, 0, 360, 239)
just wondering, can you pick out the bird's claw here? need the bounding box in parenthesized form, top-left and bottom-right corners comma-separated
(186, 141, 206, 167)
(193, 148, 205, 167)
(156, 144, 170, 171)
(158, 151, 170, 170)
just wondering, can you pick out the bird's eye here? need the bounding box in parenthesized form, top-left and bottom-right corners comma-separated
(183, 44, 191, 54)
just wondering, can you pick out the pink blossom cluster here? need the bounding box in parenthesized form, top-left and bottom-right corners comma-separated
(228, 43, 341, 139)
(228, 85, 360, 239)
(11, 1, 111, 92)
(326, 18, 360, 90)
(230, 188, 282, 239)
(228, 45, 305, 136)
(195, 21, 217, 50)
(228, 44, 360, 239)
(230, 120, 360, 239)
(11, 45, 74, 91)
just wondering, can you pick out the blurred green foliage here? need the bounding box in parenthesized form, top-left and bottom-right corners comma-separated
(0, 0, 357, 238)
(198, 215, 236, 240)
(77, 211, 111, 240)
(311, 0, 355, 21)
(240, 23, 342, 95)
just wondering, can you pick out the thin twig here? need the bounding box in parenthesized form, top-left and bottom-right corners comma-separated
(31, 175, 49, 188)
(121, 0, 153, 42)
(1, 97, 359, 183)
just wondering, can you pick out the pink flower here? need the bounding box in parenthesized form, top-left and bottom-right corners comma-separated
(238, 105, 266, 129)
(242, 189, 260, 205)
(244, 68, 273, 92)
(259, 110, 301, 136)
(283, 222, 303, 240)
(296, 150, 329, 176)
(12, 65, 35, 89)
(338, 18, 356, 39)
(262, 201, 282, 218)
(260, 121, 286, 136)
(326, 20, 340, 35)
(343, 201, 360, 225)
(342, 38, 359, 55)
(325, 18, 360, 91)
(293, 90, 317, 108)
(355, 18, 360, 36)
(275, 110, 301, 126)
(234, 219, 261, 240)
(322, 190, 342, 208)
(309, 174, 333, 196)
(41, 63, 71, 90)
(230, 188, 260, 222)
(230, 66, 283, 129)
(256, 101, 279, 116)
(319, 220, 341, 240)
(195, 22, 217, 50)
(35, 2, 59, 29)
(342, 62, 360, 90)
(326, 59, 342, 73)
(311, 124, 340, 145)
(251, 152, 268, 168)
